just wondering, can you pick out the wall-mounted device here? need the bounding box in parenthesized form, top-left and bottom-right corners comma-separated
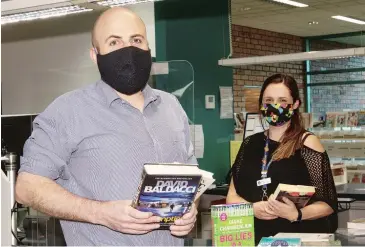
(205, 95, 215, 109)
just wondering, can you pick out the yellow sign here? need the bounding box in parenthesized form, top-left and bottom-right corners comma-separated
(230, 141, 242, 166)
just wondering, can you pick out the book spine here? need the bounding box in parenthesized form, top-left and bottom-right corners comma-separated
(131, 168, 147, 208)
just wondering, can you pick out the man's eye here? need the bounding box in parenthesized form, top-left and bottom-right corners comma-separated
(133, 38, 142, 44)
(109, 40, 118, 46)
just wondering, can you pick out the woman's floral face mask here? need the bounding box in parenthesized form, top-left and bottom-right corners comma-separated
(260, 103, 294, 126)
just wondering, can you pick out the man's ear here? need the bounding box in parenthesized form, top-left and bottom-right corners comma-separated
(90, 47, 97, 64)
(293, 100, 300, 110)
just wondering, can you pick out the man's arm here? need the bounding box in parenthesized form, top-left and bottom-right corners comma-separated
(16, 172, 100, 224)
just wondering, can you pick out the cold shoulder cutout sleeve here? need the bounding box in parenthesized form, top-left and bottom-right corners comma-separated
(301, 146, 338, 212)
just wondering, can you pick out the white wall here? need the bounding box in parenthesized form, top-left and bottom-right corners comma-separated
(1, 3, 155, 115)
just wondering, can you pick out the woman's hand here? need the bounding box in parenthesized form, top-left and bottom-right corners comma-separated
(267, 195, 298, 221)
(253, 201, 278, 220)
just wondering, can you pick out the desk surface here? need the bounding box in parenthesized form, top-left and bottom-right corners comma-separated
(205, 184, 365, 201)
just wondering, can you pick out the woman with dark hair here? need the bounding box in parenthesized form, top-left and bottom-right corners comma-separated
(227, 74, 338, 243)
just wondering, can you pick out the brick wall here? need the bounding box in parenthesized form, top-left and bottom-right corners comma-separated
(310, 40, 365, 113)
(232, 24, 306, 113)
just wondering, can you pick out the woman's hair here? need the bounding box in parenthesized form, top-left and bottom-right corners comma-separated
(259, 73, 306, 161)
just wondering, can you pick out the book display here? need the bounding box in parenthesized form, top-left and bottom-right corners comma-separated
(309, 111, 365, 185)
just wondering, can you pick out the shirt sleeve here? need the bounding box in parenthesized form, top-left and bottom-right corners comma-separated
(19, 97, 74, 180)
(301, 147, 338, 212)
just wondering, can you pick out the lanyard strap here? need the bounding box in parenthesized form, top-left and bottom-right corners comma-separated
(261, 133, 272, 201)
(261, 134, 272, 178)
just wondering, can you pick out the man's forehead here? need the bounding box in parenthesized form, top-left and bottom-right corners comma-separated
(94, 10, 146, 42)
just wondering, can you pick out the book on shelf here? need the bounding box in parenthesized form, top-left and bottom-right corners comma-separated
(274, 233, 334, 242)
(336, 112, 348, 128)
(358, 111, 365, 126)
(311, 112, 326, 128)
(131, 163, 215, 228)
(325, 112, 337, 128)
(348, 218, 365, 230)
(273, 183, 315, 209)
(211, 203, 255, 246)
(346, 111, 359, 127)
(258, 237, 301, 247)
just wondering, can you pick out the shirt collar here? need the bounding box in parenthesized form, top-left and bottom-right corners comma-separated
(142, 84, 159, 106)
(97, 80, 159, 107)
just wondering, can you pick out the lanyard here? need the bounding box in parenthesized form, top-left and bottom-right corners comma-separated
(261, 133, 273, 201)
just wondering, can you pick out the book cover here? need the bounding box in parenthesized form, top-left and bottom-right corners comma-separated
(258, 237, 301, 247)
(132, 164, 202, 227)
(273, 184, 315, 209)
(274, 233, 334, 242)
(336, 112, 347, 128)
(347, 111, 359, 127)
(358, 111, 365, 126)
(211, 203, 255, 247)
(348, 173, 362, 184)
(325, 113, 337, 128)
(311, 113, 326, 128)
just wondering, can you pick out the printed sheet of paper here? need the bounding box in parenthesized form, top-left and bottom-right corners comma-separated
(219, 86, 233, 119)
(189, 124, 204, 159)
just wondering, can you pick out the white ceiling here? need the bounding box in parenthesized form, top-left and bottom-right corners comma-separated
(232, 0, 365, 37)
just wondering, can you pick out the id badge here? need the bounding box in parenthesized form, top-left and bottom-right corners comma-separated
(257, 177, 271, 187)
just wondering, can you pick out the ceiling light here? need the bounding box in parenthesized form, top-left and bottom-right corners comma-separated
(332, 16, 365, 25)
(218, 47, 365, 66)
(1, 5, 93, 25)
(270, 0, 308, 7)
(91, 0, 162, 7)
(308, 21, 319, 25)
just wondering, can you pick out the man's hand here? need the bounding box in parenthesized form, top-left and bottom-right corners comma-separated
(170, 203, 197, 236)
(253, 201, 278, 220)
(267, 195, 298, 221)
(97, 200, 161, 235)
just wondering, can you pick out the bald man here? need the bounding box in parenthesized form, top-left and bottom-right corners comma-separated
(15, 7, 198, 246)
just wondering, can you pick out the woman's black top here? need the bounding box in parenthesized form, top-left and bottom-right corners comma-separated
(230, 132, 338, 244)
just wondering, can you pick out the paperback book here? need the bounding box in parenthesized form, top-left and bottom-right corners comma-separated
(258, 237, 301, 247)
(273, 183, 315, 209)
(131, 163, 214, 228)
(211, 203, 255, 246)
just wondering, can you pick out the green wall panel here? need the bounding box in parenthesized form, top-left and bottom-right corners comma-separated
(155, 0, 234, 183)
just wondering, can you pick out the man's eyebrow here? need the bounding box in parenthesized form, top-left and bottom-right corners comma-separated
(130, 34, 145, 39)
(105, 35, 122, 43)
(104, 34, 145, 43)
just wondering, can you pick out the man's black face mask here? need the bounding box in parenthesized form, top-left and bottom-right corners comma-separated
(96, 46, 152, 95)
